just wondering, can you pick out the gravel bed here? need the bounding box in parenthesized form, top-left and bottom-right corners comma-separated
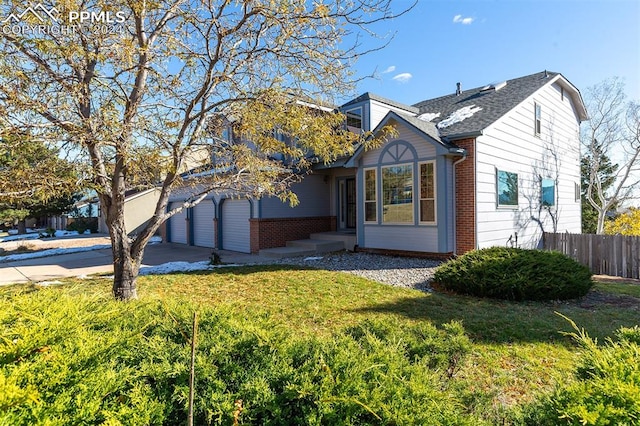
(274, 251, 442, 292)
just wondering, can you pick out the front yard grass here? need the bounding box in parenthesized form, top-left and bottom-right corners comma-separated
(2, 265, 639, 424)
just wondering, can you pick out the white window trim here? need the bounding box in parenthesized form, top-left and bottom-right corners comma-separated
(381, 162, 414, 225)
(541, 177, 556, 207)
(575, 182, 581, 202)
(534, 102, 542, 137)
(363, 167, 377, 224)
(496, 168, 519, 209)
(419, 160, 437, 225)
(345, 106, 364, 133)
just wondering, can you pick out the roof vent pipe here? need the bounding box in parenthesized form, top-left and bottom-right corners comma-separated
(544, 69, 549, 78)
(456, 82, 461, 96)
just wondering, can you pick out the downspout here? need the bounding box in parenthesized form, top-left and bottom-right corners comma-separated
(451, 148, 468, 256)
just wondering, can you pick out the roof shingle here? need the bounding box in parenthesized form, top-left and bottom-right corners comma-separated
(413, 71, 560, 138)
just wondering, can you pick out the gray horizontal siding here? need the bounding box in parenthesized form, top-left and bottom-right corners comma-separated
(260, 174, 330, 218)
(363, 226, 439, 252)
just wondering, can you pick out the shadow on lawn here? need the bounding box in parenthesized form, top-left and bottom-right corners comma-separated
(204, 265, 584, 345)
(178, 265, 640, 345)
(349, 290, 640, 345)
(206, 263, 317, 275)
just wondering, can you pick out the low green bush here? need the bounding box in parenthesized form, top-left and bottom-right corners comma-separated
(0, 287, 476, 425)
(66, 217, 98, 234)
(518, 321, 640, 425)
(433, 247, 593, 301)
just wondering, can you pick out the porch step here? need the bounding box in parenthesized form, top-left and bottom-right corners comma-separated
(259, 239, 345, 259)
(286, 239, 345, 252)
(309, 232, 357, 251)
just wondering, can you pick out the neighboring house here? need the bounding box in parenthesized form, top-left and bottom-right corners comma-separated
(166, 70, 587, 255)
(97, 188, 161, 235)
(46, 189, 161, 236)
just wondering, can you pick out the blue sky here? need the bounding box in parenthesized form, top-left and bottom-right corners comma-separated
(346, 0, 640, 105)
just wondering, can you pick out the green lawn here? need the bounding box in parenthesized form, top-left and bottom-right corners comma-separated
(1, 266, 639, 424)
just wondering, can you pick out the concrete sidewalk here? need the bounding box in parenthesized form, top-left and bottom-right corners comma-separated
(0, 243, 268, 285)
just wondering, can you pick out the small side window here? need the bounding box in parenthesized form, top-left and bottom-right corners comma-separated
(345, 107, 363, 133)
(497, 169, 518, 207)
(534, 103, 542, 136)
(541, 178, 555, 207)
(364, 168, 377, 222)
(419, 161, 436, 224)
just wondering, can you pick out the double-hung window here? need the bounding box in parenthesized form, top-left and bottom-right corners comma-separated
(345, 107, 363, 133)
(541, 178, 556, 206)
(364, 168, 377, 222)
(497, 169, 518, 207)
(419, 161, 436, 223)
(534, 103, 542, 136)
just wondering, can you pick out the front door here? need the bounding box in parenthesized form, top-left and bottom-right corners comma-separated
(338, 177, 357, 230)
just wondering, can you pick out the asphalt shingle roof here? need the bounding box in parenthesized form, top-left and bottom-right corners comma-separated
(342, 92, 419, 114)
(392, 112, 458, 149)
(413, 71, 560, 139)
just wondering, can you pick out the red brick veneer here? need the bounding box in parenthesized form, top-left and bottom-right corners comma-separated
(249, 216, 337, 253)
(454, 138, 476, 254)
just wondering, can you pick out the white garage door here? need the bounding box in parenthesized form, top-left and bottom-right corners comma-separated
(193, 201, 216, 248)
(221, 199, 251, 253)
(169, 203, 188, 244)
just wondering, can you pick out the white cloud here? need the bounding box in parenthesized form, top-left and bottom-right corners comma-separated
(392, 73, 412, 83)
(381, 65, 396, 74)
(453, 14, 474, 25)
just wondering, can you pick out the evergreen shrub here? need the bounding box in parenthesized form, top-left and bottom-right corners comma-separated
(519, 323, 640, 425)
(0, 288, 476, 425)
(433, 247, 593, 301)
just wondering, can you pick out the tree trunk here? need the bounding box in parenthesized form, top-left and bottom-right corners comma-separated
(111, 232, 140, 300)
(104, 196, 142, 300)
(596, 210, 606, 234)
(17, 219, 26, 234)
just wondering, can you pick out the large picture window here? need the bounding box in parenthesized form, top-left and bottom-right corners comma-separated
(497, 169, 518, 207)
(364, 168, 377, 222)
(419, 161, 436, 223)
(382, 164, 413, 223)
(541, 178, 556, 206)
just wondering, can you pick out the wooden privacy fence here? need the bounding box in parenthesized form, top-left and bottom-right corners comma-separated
(543, 232, 640, 279)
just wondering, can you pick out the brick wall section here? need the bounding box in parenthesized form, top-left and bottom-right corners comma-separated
(454, 138, 476, 254)
(357, 247, 453, 260)
(249, 220, 260, 254)
(249, 216, 337, 253)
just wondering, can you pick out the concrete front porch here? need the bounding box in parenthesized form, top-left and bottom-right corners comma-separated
(259, 231, 356, 259)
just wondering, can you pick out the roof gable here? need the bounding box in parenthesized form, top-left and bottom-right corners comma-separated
(413, 71, 586, 139)
(344, 111, 461, 167)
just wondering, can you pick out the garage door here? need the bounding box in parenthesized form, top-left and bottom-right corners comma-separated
(169, 203, 188, 244)
(221, 199, 250, 253)
(193, 201, 216, 248)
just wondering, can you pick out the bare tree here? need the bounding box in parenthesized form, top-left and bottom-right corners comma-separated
(582, 78, 640, 234)
(0, 0, 409, 299)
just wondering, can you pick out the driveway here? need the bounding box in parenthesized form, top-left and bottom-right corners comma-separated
(0, 243, 215, 285)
